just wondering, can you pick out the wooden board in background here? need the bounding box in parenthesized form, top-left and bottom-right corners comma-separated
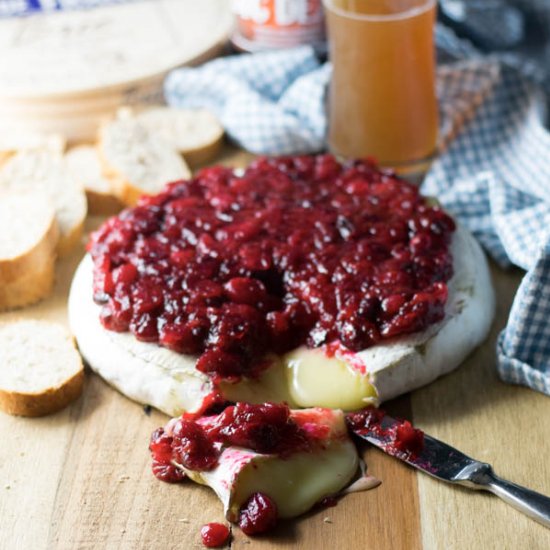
(1, 149, 550, 550)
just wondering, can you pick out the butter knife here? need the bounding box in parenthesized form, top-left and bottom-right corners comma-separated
(347, 411, 550, 528)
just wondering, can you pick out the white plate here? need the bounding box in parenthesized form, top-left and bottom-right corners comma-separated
(0, 0, 233, 143)
(0, 0, 232, 99)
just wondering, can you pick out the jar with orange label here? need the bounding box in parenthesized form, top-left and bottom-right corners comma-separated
(231, 0, 326, 52)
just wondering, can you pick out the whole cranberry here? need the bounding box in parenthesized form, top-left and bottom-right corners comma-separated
(171, 419, 219, 471)
(200, 523, 231, 548)
(224, 277, 267, 305)
(238, 493, 278, 536)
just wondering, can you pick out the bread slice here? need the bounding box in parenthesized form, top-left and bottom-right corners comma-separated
(0, 192, 59, 310)
(0, 256, 57, 311)
(0, 320, 84, 417)
(98, 116, 192, 206)
(0, 150, 87, 257)
(0, 133, 66, 158)
(65, 145, 123, 216)
(134, 107, 224, 167)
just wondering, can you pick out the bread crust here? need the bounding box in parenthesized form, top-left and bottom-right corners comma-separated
(97, 145, 183, 208)
(56, 218, 84, 258)
(0, 209, 59, 285)
(65, 145, 124, 216)
(85, 187, 124, 216)
(107, 172, 149, 208)
(130, 106, 224, 168)
(0, 256, 56, 311)
(0, 208, 59, 311)
(0, 368, 84, 417)
(182, 134, 224, 168)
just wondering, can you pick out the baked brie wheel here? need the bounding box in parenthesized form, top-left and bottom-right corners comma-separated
(69, 223, 494, 414)
(69, 156, 495, 416)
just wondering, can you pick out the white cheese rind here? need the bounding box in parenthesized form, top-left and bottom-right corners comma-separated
(68, 224, 495, 415)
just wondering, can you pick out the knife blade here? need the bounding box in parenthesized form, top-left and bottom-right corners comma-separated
(347, 410, 550, 528)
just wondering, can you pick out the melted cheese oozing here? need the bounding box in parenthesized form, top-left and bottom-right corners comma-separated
(219, 349, 378, 411)
(284, 348, 378, 410)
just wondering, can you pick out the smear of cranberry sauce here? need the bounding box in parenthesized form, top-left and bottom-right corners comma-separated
(346, 406, 425, 459)
(149, 402, 326, 481)
(89, 155, 455, 381)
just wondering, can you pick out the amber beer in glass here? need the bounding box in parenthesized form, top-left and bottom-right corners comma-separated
(324, 0, 438, 174)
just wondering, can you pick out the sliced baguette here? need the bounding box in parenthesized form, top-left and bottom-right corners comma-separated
(98, 116, 192, 206)
(0, 133, 66, 158)
(0, 150, 87, 257)
(65, 145, 123, 216)
(0, 256, 57, 311)
(0, 320, 84, 417)
(134, 107, 224, 167)
(0, 192, 59, 310)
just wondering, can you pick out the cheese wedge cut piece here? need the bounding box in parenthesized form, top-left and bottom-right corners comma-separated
(69, 224, 495, 415)
(172, 408, 359, 522)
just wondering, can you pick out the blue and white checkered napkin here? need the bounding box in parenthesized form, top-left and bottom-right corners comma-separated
(424, 27, 550, 397)
(166, 21, 550, 397)
(166, 48, 331, 156)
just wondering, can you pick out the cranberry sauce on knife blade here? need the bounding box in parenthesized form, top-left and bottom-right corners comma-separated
(88, 155, 455, 382)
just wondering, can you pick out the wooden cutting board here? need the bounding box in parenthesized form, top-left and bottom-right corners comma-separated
(1, 148, 549, 550)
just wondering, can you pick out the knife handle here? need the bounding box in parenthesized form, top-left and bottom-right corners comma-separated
(486, 471, 550, 528)
(455, 462, 550, 528)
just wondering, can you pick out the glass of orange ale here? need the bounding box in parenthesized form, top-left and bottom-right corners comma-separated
(323, 0, 438, 175)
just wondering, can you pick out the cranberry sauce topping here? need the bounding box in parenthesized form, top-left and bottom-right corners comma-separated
(89, 155, 455, 380)
(346, 406, 425, 459)
(149, 402, 325, 481)
(238, 492, 278, 536)
(149, 427, 186, 483)
(200, 523, 231, 548)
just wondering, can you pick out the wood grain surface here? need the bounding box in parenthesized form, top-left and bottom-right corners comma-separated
(1, 148, 550, 550)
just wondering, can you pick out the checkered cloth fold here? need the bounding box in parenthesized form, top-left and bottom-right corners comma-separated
(424, 30, 550, 396)
(166, 23, 550, 396)
(165, 48, 330, 156)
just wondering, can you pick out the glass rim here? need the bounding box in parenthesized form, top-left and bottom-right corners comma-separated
(322, 0, 437, 22)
